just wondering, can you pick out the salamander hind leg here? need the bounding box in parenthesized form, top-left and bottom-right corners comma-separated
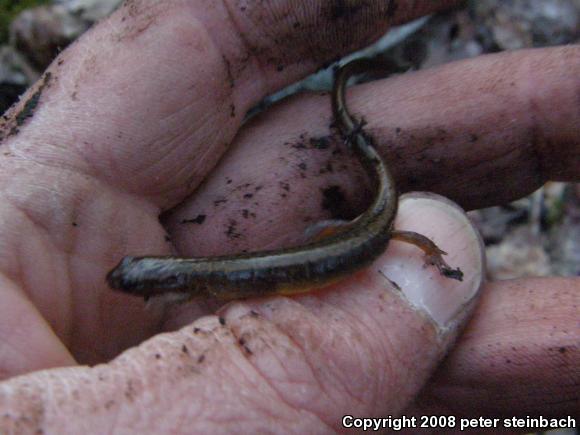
(303, 219, 356, 243)
(391, 230, 464, 281)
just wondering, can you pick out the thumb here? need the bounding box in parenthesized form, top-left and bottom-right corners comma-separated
(0, 194, 483, 433)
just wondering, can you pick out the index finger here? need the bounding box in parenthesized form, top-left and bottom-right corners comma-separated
(0, 0, 460, 209)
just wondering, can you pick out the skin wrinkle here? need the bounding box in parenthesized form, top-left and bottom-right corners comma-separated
(221, 0, 270, 90)
(514, 55, 549, 188)
(194, 328, 303, 431)
(3, 161, 160, 291)
(263, 296, 378, 420)
(62, 10, 236, 203)
(5, 171, 143, 342)
(5, 171, 86, 256)
(315, 290, 387, 407)
(276, 343, 353, 428)
(299, 315, 366, 414)
(10, 132, 89, 174)
(0, 205, 36, 284)
(189, 2, 261, 119)
(359, 294, 404, 404)
(42, 181, 157, 359)
(158, 130, 232, 206)
(229, 3, 287, 70)
(139, 129, 199, 201)
(62, 255, 77, 354)
(521, 50, 578, 181)
(259, 344, 324, 408)
(530, 121, 556, 188)
(127, 137, 199, 203)
(4, 195, 55, 251)
(264, 313, 329, 402)
(231, 308, 321, 388)
(445, 145, 523, 179)
(383, 295, 430, 390)
(49, 250, 77, 350)
(232, 302, 336, 421)
(225, 322, 332, 430)
(6, 207, 69, 332)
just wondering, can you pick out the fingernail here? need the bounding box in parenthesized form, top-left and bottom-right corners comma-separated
(378, 193, 485, 330)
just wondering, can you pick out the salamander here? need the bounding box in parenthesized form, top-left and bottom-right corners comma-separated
(106, 58, 462, 300)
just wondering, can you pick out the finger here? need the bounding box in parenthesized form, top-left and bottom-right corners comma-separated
(0, 195, 484, 432)
(412, 277, 579, 419)
(0, 0, 459, 208)
(167, 46, 579, 256)
(356, 45, 580, 209)
(0, 275, 75, 380)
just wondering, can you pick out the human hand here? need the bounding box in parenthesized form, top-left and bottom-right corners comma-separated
(0, 0, 577, 433)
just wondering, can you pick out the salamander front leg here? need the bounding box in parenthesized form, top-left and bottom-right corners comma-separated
(391, 230, 464, 281)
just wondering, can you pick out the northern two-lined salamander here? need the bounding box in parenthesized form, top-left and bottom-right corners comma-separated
(107, 59, 462, 300)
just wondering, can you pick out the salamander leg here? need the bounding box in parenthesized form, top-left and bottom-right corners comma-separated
(343, 118, 367, 146)
(303, 219, 355, 243)
(144, 291, 194, 306)
(391, 230, 464, 281)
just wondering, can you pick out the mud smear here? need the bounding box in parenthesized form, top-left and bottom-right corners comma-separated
(0, 72, 53, 142)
